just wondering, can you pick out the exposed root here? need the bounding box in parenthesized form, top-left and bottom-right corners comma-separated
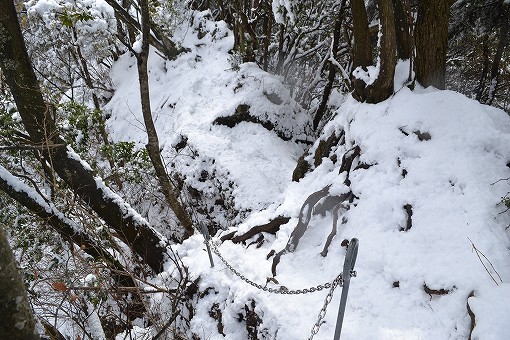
(292, 129, 346, 182)
(230, 216, 291, 244)
(213, 104, 291, 141)
(423, 283, 452, 300)
(272, 145, 363, 275)
(339, 145, 361, 185)
(244, 300, 262, 340)
(209, 303, 225, 336)
(292, 155, 310, 182)
(321, 207, 347, 257)
(314, 131, 343, 167)
(467, 291, 476, 340)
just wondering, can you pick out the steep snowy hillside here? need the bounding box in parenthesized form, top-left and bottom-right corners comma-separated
(106, 11, 310, 231)
(106, 11, 510, 340)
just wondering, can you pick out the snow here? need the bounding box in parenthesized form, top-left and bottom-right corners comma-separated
(272, 0, 295, 24)
(103, 11, 510, 340)
(469, 284, 510, 339)
(105, 15, 309, 220)
(84, 273, 97, 284)
(352, 65, 380, 86)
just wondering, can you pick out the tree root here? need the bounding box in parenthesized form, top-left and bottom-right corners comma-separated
(213, 104, 292, 141)
(423, 283, 452, 300)
(244, 300, 262, 340)
(292, 130, 345, 182)
(272, 144, 362, 276)
(339, 145, 361, 185)
(209, 303, 226, 336)
(229, 216, 291, 244)
(467, 291, 476, 340)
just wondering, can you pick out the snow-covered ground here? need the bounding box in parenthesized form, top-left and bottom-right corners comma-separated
(106, 11, 510, 340)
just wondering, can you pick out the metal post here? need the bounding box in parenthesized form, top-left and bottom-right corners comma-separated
(201, 224, 215, 268)
(333, 238, 359, 340)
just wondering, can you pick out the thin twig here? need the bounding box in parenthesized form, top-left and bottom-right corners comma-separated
(468, 237, 503, 285)
(491, 177, 510, 185)
(0, 144, 66, 151)
(152, 309, 180, 340)
(68, 285, 176, 294)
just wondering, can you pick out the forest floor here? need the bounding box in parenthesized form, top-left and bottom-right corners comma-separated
(106, 11, 510, 340)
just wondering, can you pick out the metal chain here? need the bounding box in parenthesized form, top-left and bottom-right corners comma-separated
(308, 273, 343, 340)
(196, 224, 357, 340)
(207, 239, 343, 295)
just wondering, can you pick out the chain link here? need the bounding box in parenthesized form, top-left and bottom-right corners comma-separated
(308, 273, 343, 340)
(207, 239, 343, 295)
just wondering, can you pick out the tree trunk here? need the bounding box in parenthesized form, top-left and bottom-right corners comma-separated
(0, 0, 166, 273)
(365, 0, 397, 103)
(275, 24, 286, 75)
(261, 0, 272, 71)
(475, 39, 490, 102)
(350, 0, 373, 69)
(137, 0, 195, 239)
(0, 165, 140, 289)
(393, 0, 412, 60)
(415, 0, 450, 89)
(0, 226, 39, 340)
(486, 3, 509, 106)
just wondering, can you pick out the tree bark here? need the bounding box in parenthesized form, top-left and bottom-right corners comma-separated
(350, 0, 373, 69)
(486, 3, 509, 105)
(475, 40, 490, 102)
(0, 226, 39, 340)
(415, 0, 450, 89)
(137, 0, 195, 239)
(393, 0, 412, 60)
(0, 0, 166, 273)
(365, 0, 397, 103)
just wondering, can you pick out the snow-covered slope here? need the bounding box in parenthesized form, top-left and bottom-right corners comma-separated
(106, 11, 310, 229)
(106, 12, 510, 340)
